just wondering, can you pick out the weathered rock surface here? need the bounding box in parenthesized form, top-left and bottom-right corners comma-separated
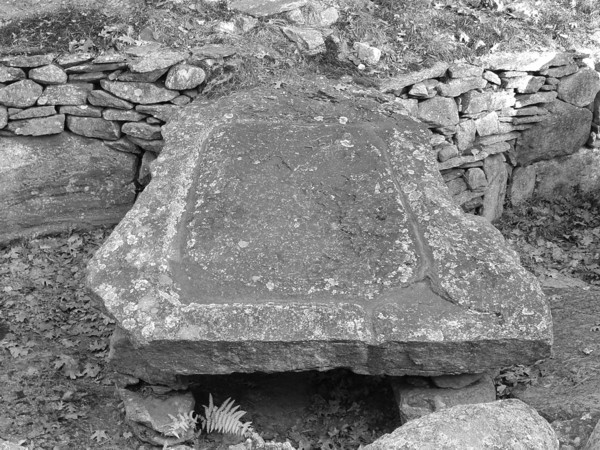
(165, 64, 206, 90)
(556, 67, 600, 108)
(88, 90, 134, 110)
(38, 84, 89, 105)
(392, 373, 496, 422)
(417, 96, 459, 127)
(100, 80, 179, 104)
(481, 51, 574, 72)
(509, 165, 536, 205)
(59, 104, 103, 117)
(66, 116, 121, 140)
(28, 64, 68, 85)
(0, 133, 136, 245)
(0, 80, 42, 107)
(122, 122, 162, 140)
(87, 81, 552, 384)
(135, 104, 180, 122)
(128, 49, 188, 74)
(516, 100, 592, 165)
(363, 399, 558, 450)
(229, 0, 308, 16)
(0, 66, 26, 83)
(381, 62, 449, 92)
(9, 106, 56, 120)
(6, 114, 64, 136)
(0, 106, 6, 128)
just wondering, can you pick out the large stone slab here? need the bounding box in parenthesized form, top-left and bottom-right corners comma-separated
(0, 132, 137, 245)
(516, 99, 592, 165)
(87, 80, 552, 384)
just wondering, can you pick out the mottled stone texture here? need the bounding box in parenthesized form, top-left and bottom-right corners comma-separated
(0, 133, 137, 245)
(363, 399, 558, 450)
(87, 80, 552, 385)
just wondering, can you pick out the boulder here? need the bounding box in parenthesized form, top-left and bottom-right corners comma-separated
(0, 80, 43, 107)
(87, 80, 552, 384)
(363, 399, 558, 450)
(529, 147, 600, 202)
(0, 133, 136, 245)
(100, 80, 179, 105)
(516, 99, 592, 165)
(557, 67, 600, 108)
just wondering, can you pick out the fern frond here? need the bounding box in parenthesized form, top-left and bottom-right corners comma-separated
(201, 394, 253, 436)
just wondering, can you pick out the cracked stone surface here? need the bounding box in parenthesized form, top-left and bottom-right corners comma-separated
(87, 79, 552, 384)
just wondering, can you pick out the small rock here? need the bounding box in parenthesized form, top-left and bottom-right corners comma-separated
(171, 95, 191, 106)
(236, 16, 259, 32)
(66, 116, 121, 140)
(214, 21, 237, 34)
(28, 64, 68, 85)
(437, 144, 459, 162)
(446, 177, 468, 195)
(281, 27, 325, 54)
(319, 7, 339, 26)
(165, 64, 206, 90)
(353, 42, 381, 65)
(482, 70, 501, 85)
(7, 114, 65, 136)
(0, 80, 43, 108)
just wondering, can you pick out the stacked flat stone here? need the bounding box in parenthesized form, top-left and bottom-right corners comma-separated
(0, 46, 232, 187)
(382, 51, 600, 221)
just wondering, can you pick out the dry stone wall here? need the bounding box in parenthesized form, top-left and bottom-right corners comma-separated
(381, 51, 600, 220)
(1, 47, 599, 236)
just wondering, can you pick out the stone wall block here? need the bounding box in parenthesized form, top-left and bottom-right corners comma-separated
(38, 84, 89, 106)
(9, 106, 56, 120)
(448, 63, 483, 79)
(455, 119, 477, 151)
(29, 64, 68, 85)
(6, 114, 65, 136)
(516, 99, 592, 165)
(381, 61, 449, 92)
(557, 67, 600, 108)
(117, 68, 169, 83)
(465, 167, 488, 190)
(122, 122, 162, 140)
(0, 54, 54, 68)
(474, 111, 500, 136)
(446, 177, 467, 196)
(88, 90, 135, 110)
(65, 62, 128, 73)
(417, 96, 459, 127)
(103, 108, 148, 122)
(0, 80, 43, 107)
(514, 91, 558, 108)
(60, 105, 103, 118)
(437, 76, 487, 97)
(593, 90, 600, 125)
(510, 165, 536, 205)
(100, 80, 179, 104)
(128, 49, 188, 74)
(66, 116, 121, 140)
(481, 51, 574, 71)
(0, 105, 8, 128)
(460, 90, 516, 114)
(437, 144, 459, 162)
(125, 136, 165, 154)
(502, 75, 545, 93)
(540, 64, 578, 78)
(482, 154, 508, 222)
(482, 70, 501, 85)
(0, 65, 26, 83)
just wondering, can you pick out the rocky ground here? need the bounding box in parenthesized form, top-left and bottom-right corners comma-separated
(1, 0, 600, 449)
